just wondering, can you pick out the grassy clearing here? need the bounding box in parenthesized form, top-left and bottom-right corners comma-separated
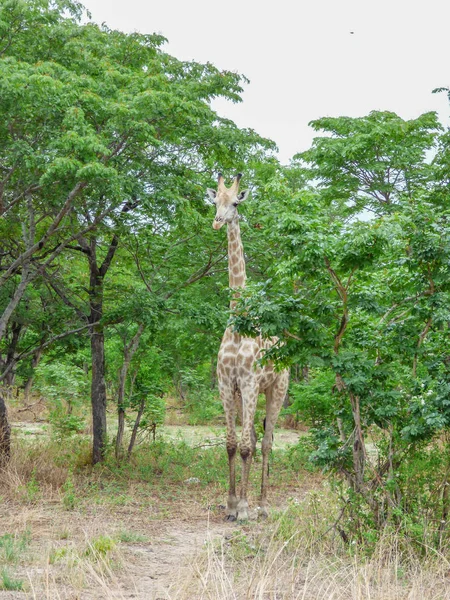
(0, 432, 316, 598)
(1, 429, 450, 598)
(0, 569, 24, 592)
(179, 541, 450, 599)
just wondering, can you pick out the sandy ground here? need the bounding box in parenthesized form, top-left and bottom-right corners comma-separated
(0, 481, 314, 599)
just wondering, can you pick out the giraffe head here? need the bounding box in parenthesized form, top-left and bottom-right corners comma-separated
(207, 173, 249, 230)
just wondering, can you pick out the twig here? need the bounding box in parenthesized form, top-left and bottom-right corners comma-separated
(16, 399, 44, 414)
(193, 440, 225, 449)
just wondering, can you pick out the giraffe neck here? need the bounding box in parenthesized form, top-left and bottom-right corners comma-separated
(227, 217, 246, 310)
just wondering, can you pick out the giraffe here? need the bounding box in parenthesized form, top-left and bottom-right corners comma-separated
(207, 173, 290, 521)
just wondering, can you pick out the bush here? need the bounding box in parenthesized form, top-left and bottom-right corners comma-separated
(34, 362, 89, 413)
(49, 412, 86, 441)
(287, 370, 336, 427)
(180, 368, 223, 425)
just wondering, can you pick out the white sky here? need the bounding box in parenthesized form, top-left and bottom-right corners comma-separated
(83, 0, 449, 163)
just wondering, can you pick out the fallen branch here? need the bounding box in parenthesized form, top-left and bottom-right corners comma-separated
(193, 440, 225, 449)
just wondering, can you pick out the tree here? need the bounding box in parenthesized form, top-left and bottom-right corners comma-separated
(298, 111, 439, 215)
(232, 111, 450, 544)
(0, 0, 276, 462)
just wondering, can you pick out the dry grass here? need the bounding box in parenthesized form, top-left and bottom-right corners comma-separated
(0, 437, 91, 505)
(1, 428, 450, 599)
(169, 520, 450, 600)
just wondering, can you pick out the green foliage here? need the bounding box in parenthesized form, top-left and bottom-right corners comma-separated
(0, 569, 24, 592)
(0, 0, 274, 467)
(281, 437, 319, 474)
(62, 470, 77, 510)
(308, 427, 350, 470)
(49, 413, 86, 441)
(139, 395, 166, 434)
(297, 111, 440, 215)
(34, 360, 88, 440)
(0, 531, 30, 564)
(288, 370, 336, 426)
(34, 362, 88, 413)
(20, 469, 40, 504)
(48, 547, 69, 565)
(115, 530, 149, 544)
(125, 351, 167, 440)
(180, 368, 222, 425)
(0, 531, 30, 590)
(230, 108, 450, 546)
(84, 535, 116, 558)
(111, 438, 229, 487)
(1, 0, 450, 556)
(224, 531, 258, 561)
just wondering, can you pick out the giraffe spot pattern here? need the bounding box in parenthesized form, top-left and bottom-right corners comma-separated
(211, 176, 290, 520)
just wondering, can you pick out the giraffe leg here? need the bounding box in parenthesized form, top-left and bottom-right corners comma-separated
(260, 373, 289, 518)
(220, 385, 238, 520)
(237, 382, 258, 521)
(236, 391, 257, 456)
(251, 424, 257, 457)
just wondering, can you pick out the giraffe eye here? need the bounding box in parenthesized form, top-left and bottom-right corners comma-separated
(233, 202, 238, 207)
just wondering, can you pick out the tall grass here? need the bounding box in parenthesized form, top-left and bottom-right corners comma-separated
(170, 514, 450, 599)
(0, 437, 91, 502)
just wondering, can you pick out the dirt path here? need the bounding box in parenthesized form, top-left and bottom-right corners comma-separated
(123, 520, 232, 599)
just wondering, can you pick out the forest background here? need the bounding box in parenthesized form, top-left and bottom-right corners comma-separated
(1, 1, 450, 596)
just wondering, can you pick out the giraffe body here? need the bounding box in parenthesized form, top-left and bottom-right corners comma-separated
(208, 174, 289, 521)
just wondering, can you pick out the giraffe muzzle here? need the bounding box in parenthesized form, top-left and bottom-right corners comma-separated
(213, 217, 225, 230)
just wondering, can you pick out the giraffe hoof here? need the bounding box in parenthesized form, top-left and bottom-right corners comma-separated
(225, 514, 237, 522)
(236, 512, 249, 522)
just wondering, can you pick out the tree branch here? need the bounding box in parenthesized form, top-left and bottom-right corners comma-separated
(0, 321, 100, 382)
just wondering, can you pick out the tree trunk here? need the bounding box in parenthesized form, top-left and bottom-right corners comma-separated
(116, 406, 126, 461)
(0, 265, 30, 345)
(0, 394, 11, 466)
(91, 324, 107, 464)
(0, 320, 23, 387)
(350, 392, 365, 493)
(115, 324, 145, 461)
(88, 250, 109, 464)
(82, 233, 120, 464)
(210, 355, 217, 390)
(23, 345, 44, 401)
(127, 398, 145, 459)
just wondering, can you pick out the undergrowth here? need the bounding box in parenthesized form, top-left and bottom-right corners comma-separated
(0, 531, 30, 593)
(3, 432, 450, 566)
(0, 434, 314, 512)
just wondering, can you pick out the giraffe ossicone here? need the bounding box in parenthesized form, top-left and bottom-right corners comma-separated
(209, 172, 290, 521)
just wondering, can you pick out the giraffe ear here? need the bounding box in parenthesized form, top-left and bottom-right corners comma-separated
(206, 188, 217, 203)
(237, 190, 249, 203)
